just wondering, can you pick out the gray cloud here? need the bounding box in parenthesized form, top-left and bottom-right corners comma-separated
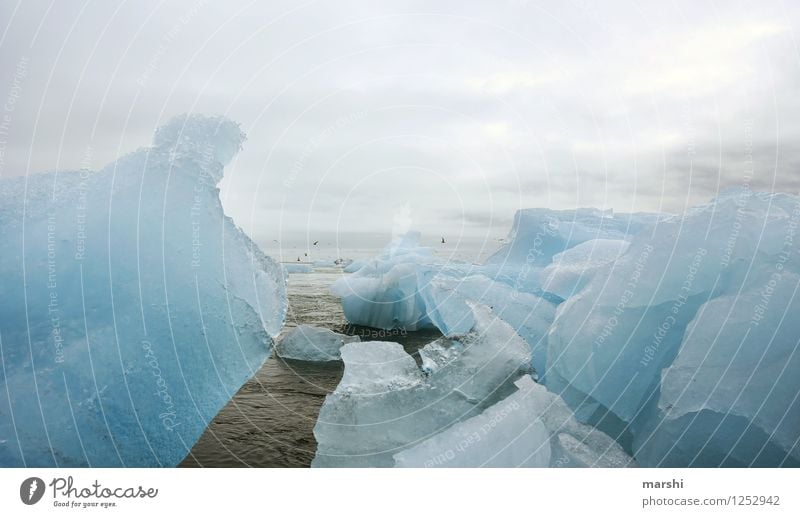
(2, 0, 798, 253)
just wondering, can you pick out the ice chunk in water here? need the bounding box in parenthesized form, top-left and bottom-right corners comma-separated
(338, 341, 424, 392)
(0, 114, 287, 467)
(275, 325, 360, 362)
(420, 274, 556, 376)
(330, 231, 478, 331)
(394, 375, 634, 467)
(312, 303, 531, 467)
(418, 303, 532, 404)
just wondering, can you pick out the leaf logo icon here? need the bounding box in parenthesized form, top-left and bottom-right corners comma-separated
(20, 477, 45, 505)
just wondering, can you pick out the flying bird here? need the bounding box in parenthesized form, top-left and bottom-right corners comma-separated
(313, 241, 319, 246)
(441, 237, 446, 244)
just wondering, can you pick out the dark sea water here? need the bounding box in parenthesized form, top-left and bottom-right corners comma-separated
(180, 267, 440, 468)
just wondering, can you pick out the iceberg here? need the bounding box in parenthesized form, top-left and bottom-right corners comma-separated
(0, 114, 287, 467)
(545, 189, 800, 465)
(331, 231, 562, 379)
(330, 232, 473, 331)
(635, 263, 800, 467)
(483, 208, 664, 293)
(275, 325, 360, 362)
(337, 341, 425, 393)
(322, 190, 800, 467)
(394, 376, 634, 467)
(311, 303, 531, 467)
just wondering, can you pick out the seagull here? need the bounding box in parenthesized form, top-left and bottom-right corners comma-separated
(441, 237, 446, 244)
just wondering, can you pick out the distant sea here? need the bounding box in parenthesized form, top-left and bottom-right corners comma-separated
(261, 235, 504, 265)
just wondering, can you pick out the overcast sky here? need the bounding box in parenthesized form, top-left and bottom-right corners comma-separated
(1, 0, 799, 254)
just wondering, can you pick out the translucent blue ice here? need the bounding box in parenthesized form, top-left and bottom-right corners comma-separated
(327, 190, 800, 467)
(0, 115, 287, 467)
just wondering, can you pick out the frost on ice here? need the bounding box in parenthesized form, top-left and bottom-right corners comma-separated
(276, 325, 360, 362)
(0, 114, 287, 467)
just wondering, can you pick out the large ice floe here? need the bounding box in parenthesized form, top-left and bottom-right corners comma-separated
(546, 190, 800, 466)
(312, 303, 633, 467)
(326, 189, 800, 467)
(0, 115, 287, 467)
(394, 375, 633, 468)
